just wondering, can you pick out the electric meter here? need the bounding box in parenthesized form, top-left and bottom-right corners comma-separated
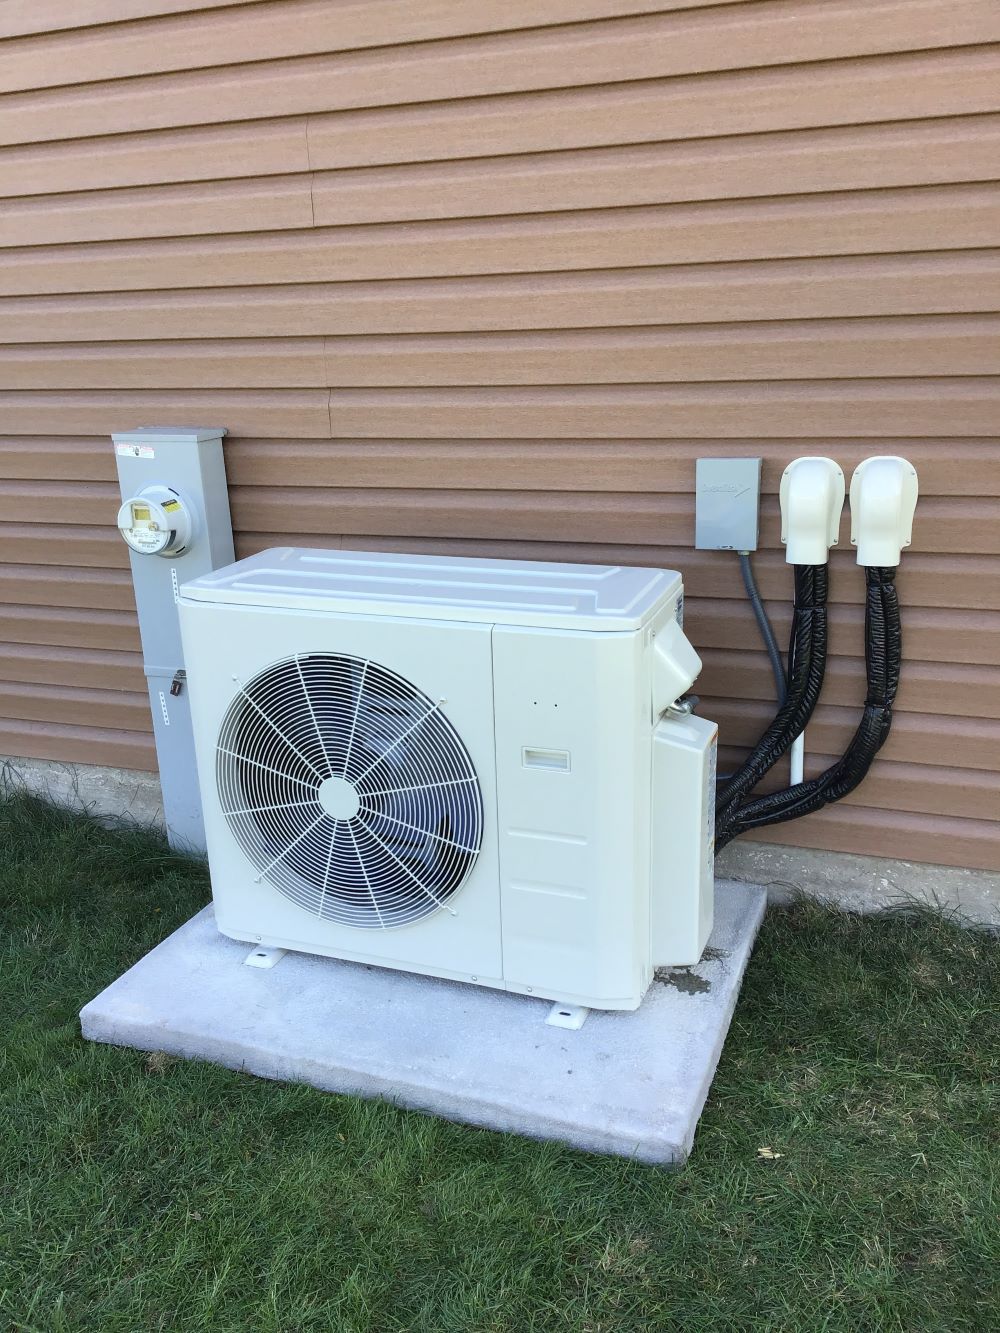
(117, 485, 194, 557)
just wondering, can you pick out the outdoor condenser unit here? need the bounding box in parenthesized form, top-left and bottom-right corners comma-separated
(178, 548, 717, 1011)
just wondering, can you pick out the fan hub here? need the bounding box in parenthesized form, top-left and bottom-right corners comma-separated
(317, 775, 361, 821)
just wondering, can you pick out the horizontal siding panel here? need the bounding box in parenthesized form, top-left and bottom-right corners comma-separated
(0, 482, 151, 527)
(0, 604, 140, 652)
(309, 120, 1000, 224)
(0, 718, 155, 771)
(1, 434, 996, 497)
(686, 551, 1000, 612)
(836, 761, 998, 821)
(5, 186, 997, 288)
(305, 48, 1000, 171)
(0, 176, 314, 247)
(717, 747, 996, 822)
(2, 5, 998, 146)
(687, 600, 1000, 669)
(0, 523, 127, 569)
(4, 253, 995, 339)
(3, 381, 999, 445)
(701, 652, 1000, 721)
(0, 439, 117, 481)
(0, 2, 736, 91)
(222, 434, 1000, 496)
(0, 565, 134, 611)
(4, 86, 998, 211)
(316, 381, 1000, 438)
(192, 310, 1000, 381)
(4, 111, 998, 205)
(0, 643, 143, 691)
(727, 751, 999, 821)
(226, 485, 996, 556)
(0, 340, 330, 389)
(706, 698, 999, 772)
(667, 550, 1000, 612)
(740, 805, 999, 873)
(4, 318, 998, 388)
(0, 119, 311, 199)
(0, 682, 150, 730)
(0, 1, 273, 40)
(2, 478, 991, 563)
(0, 391, 331, 438)
(5, 178, 998, 261)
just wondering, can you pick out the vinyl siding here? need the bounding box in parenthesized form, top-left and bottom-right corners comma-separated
(0, 0, 997, 870)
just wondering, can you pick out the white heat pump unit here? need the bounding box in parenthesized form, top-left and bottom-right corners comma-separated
(179, 548, 717, 1011)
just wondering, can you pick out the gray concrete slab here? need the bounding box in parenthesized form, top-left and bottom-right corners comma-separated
(80, 880, 766, 1164)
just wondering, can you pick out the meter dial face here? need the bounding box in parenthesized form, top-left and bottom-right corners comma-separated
(122, 500, 170, 554)
(117, 487, 192, 556)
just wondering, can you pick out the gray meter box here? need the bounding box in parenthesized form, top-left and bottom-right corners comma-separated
(695, 457, 762, 552)
(113, 427, 233, 852)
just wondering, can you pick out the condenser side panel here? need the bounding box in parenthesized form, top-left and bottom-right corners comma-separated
(650, 712, 717, 967)
(492, 625, 651, 1010)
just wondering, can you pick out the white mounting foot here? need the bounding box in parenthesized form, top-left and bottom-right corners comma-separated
(244, 944, 287, 969)
(546, 1001, 590, 1030)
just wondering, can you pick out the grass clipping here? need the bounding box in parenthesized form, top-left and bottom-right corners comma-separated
(0, 792, 997, 1332)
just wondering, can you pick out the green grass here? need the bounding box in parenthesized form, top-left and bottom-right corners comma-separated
(0, 793, 996, 1332)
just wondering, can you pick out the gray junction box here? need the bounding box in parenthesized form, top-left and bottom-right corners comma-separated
(694, 457, 762, 552)
(112, 427, 233, 852)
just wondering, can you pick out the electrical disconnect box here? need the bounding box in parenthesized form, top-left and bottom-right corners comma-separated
(695, 457, 762, 551)
(113, 427, 233, 852)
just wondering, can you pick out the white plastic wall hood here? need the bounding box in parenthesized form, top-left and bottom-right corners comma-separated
(850, 456, 919, 567)
(180, 547, 682, 632)
(779, 456, 845, 565)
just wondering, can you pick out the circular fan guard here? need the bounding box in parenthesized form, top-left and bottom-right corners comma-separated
(216, 653, 483, 928)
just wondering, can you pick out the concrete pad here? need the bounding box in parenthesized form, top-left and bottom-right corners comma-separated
(81, 879, 766, 1164)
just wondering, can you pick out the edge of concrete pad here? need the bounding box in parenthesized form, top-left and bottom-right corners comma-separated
(81, 881, 767, 1165)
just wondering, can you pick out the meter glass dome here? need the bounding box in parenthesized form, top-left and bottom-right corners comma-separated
(117, 486, 193, 557)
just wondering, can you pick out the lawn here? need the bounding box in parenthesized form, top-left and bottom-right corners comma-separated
(0, 792, 996, 1332)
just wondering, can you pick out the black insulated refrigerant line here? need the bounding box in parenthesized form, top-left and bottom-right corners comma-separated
(719, 566, 901, 846)
(714, 563, 829, 843)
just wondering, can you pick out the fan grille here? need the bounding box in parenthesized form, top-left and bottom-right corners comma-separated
(216, 653, 483, 929)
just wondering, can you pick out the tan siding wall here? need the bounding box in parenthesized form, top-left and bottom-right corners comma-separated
(0, 0, 997, 870)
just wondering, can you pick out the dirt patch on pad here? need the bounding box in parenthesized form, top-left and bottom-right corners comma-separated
(654, 967, 712, 995)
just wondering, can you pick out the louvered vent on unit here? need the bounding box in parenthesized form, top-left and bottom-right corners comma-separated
(216, 653, 483, 928)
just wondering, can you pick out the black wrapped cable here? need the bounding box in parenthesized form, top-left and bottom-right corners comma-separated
(877, 571, 901, 747)
(738, 551, 787, 704)
(720, 567, 900, 843)
(715, 564, 829, 840)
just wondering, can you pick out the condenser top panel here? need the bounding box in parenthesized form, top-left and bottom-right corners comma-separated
(180, 547, 681, 632)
